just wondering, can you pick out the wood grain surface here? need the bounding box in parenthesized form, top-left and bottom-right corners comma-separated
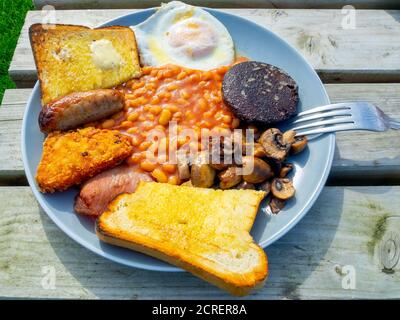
(9, 9, 400, 86)
(0, 186, 399, 299)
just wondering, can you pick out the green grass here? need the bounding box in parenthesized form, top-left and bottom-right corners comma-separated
(0, 0, 34, 104)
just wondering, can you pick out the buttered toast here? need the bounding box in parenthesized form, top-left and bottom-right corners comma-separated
(96, 182, 268, 296)
(29, 24, 141, 105)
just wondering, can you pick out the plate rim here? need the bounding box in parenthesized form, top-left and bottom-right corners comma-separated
(21, 7, 335, 272)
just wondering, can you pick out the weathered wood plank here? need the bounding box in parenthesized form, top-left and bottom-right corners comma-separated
(0, 186, 399, 299)
(33, 0, 400, 10)
(1, 84, 399, 183)
(9, 9, 400, 87)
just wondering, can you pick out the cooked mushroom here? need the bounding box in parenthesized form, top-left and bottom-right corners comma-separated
(257, 180, 271, 195)
(291, 135, 308, 154)
(279, 163, 293, 178)
(282, 130, 296, 145)
(268, 158, 282, 176)
(258, 128, 290, 161)
(177, 153, 191, 180)
(271, 178, 295, 200)
(210, 163, 230, 171)
(242, 156, 274, 184)
(269, 197, 286, 214)
(243, 142, 267, 158)
(235, 181, 255, 190)
(191, 152, 216, 188)
(218, 166, 242, 189)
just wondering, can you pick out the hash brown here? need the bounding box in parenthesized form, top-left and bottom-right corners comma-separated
(36, 127, 133, 193)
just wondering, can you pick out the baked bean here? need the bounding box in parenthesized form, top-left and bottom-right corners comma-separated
(151, 168, 168, 183)
(177, 71, 187, 80)
(198, 98, 208, 111)
(127, 127, 139, 134)
(127, 112, 139, 122)
(130, 135, 141, 146)
(101, 119, 115, 129)
(222, 115, 232, 124)
(142, 66, 151, 75)
(167, 83, 178, 91)
(167, 104, 179, 113)
(158, 109, 172, 125)
(150, 96, 161, 104)
(140, 160, 157, 172)
(132, 82, 145, 90)
(180, 90, 190, 99)
(168, 175, 180, 185)
(150, 105, 162, 115)
(162, 163, 176, 173)
(105, 64, 239, 184)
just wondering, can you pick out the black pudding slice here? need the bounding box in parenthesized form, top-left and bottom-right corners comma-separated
(222, 61, 299, 124)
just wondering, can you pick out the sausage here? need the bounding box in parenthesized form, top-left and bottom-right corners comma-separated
(38, 89, 124, 133)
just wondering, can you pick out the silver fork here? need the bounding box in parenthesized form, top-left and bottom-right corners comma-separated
(286, 101, 400, 136)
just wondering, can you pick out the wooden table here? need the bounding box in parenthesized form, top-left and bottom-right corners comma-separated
(1, 2, 400, 299)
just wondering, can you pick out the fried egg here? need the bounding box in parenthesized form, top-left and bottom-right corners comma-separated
(132, 1, 235, 70)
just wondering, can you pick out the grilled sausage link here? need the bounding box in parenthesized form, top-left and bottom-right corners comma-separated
(39, 89, 124, 133)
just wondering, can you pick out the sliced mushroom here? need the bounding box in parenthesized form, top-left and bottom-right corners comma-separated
(191, 152, 216, 188)
(279, 163, 293, 178)
(218, 166, 242, 189)
(291, 136, 308, 154)
(177, 153, 191, 180)
(282, 130, 296, 145)
(271, 178, 295, 200)
(243, 142, 267, 158)
(242, 156, 274, 184)
(257, 180, 271, 195)
(235, 181, 255, 190)
(258, 128, 290, 161)
(269, 197, 286, 214)
(268, 158, 282, 176)
(210, 162, 230, 171)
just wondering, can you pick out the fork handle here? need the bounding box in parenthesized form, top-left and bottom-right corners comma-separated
(389, 119, 400, 130)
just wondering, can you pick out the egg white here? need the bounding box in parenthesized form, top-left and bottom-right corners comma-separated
(132, 1, 235, 70)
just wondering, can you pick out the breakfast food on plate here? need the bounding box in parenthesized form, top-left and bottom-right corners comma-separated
(29, 24, 141, 105)
(222, 61, 299, 124)
(178, 127, 306, 213)
(74, 165, 153, 217)
(28, 0, 313, 294)
(100, 63, 236, 184)
(97, 182, 268, 296)
(36, 127, 133, 192)
(133, 1, 234, 70)
(38, 89, 125, 133)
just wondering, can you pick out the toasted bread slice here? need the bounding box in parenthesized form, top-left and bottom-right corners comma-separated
(97, 182, 268, 296)
(29, 24, 141, 105)
(36, 127, 133, 193)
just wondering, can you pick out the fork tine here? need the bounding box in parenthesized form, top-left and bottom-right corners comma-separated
(289, 109, 352, 125)
(297, 102, 351, 117)
(291, 118, 354, 131)
(295, 123, 356, 136)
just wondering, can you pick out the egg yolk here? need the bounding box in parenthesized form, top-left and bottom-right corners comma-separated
(167, 19, 217, 59)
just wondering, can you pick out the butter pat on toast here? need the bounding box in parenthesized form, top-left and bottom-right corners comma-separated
(96, 182, 268, 296)
(29, 24, 141, 105)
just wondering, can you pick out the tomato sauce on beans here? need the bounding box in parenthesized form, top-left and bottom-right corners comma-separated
(97, 64, 240, 184)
